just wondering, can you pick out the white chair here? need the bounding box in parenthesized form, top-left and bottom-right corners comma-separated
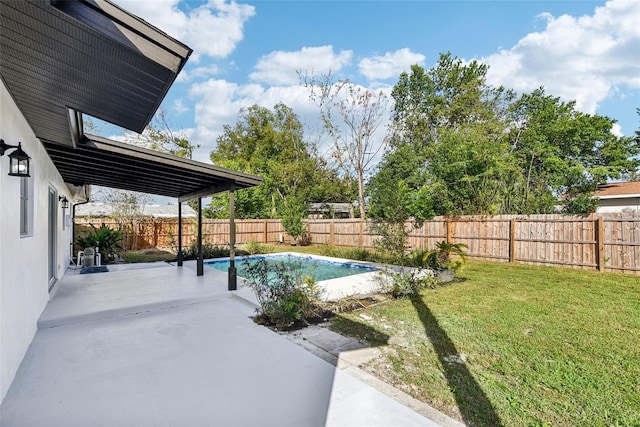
(78, 248, 102, 268)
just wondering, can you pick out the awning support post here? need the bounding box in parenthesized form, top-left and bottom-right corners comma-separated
(228, 188, 237, 290)
(197, 197, 203, 276)
(177, 201, 183, 266)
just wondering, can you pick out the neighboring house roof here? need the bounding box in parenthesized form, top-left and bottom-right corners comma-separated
(594, 182, 640, 199)
(309, 203, 354, 214)
(75, 203, 197, 218)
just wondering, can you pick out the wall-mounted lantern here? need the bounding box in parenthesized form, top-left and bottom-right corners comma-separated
(0, 139, 31, 177)
(59, 196, 69, 209)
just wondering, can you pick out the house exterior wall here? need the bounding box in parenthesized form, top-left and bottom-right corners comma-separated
(596, 197, 640, 213)
(0, 80, 73, 402)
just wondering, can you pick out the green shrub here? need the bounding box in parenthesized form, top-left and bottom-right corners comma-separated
(423, 241, 469, 272)
(279, 197, 307, 244)
(321, 246, 378, 262)
(407, 248, 429, 267)
(243, 257, 321, 329)
(241, 240, 275, 255)
(376, 268, 437, 298)
(370, 221, 410, 265)
(181, 242, 230, 260)
(121, 249, 175, 263)
(77, 224, 123, 262)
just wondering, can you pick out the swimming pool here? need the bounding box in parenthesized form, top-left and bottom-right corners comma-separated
(206, 253, 376, 282)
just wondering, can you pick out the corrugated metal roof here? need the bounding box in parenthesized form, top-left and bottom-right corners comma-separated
(44, 134, 263, 200)
(0, 0, 191, 145)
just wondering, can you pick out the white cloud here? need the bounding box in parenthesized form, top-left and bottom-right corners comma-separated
(249, 46, 353, 85)
(481, 0, 640, 114)
(176, 65, 220, 82)
(113, 0, 255, 60)
(173, 99, 189, 114)
(358, 48, 425, 81)
(189, 79, 244, 126)
(186, 79, 318, 160)
(610, 122, 623, 137)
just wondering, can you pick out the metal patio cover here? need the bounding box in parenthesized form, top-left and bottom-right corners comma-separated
(1, 0, 262, 198)
(45, 135, 262, 201)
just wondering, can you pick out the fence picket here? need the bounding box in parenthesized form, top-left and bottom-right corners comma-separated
(74, 213, 639, 274)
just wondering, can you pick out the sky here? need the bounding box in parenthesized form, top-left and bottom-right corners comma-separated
(100, 0, 640, 169)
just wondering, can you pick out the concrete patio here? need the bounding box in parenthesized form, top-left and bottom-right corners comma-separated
(0, 261, 456, 426)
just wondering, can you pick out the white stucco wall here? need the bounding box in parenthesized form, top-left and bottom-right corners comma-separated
(596, 197, 640, 213)
(0, 80, 73, 402)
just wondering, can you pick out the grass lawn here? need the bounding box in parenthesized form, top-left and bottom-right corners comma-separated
(120, 249, 176, 263)
(329, 261, 640, 427)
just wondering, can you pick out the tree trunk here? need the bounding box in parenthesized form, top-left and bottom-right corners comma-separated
(357, 168, 366, 219)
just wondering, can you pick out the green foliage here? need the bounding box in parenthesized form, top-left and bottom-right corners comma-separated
(181, 242, 230, 260)
(406, 248, 429, 268)
(505, 88, 638, 213)
(368, 52, 640, 217)
(77, 224, 123, 261)
(370, 221, 411, 265)
(207, 103, 352, 219)
(241, 240, 275, 255)
(243, 258, 321, 329)
(376, 268, 437, 298)
(423, 241, 468, 272)
(563, 193, 599, 214)
(320, 246, 378, 262)
(279, 195, 308, 243)
(120, 249, 175, 263)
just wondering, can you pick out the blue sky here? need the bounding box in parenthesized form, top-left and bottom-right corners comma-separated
(106, 0, 640, 165)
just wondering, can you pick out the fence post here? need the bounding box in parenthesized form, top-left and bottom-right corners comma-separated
(509, 218, 516, 263)
(132, 219, 137, 251)
(595, 216, 605, 272)
(359, 221, 364, 247)
(446, 219, 453, 243)
(263, 220, 268, 244)
(330, 220, 335, 246)
(153, 221, 159, 248)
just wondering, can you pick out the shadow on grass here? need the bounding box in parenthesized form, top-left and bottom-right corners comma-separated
(330, 314, 390, 347)
(410, 294, 502, 427)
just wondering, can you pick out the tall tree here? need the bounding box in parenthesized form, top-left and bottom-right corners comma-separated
(303, 72, 389, 218)
(369, 53, 516, 218)
(368, 53, 640, 217)
(207, 103, 352, 222)
(507, 88, 640, 213)
(629, 108, 640, 181)
(127, 107, 200, 159)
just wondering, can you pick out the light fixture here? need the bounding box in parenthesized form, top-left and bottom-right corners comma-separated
(59, 196, 69, 209)
(0, 139, 31, 177)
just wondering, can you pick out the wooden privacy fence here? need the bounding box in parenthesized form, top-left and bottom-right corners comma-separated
(75, 213, 640, 274)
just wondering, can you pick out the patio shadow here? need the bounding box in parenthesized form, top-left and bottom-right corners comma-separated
(410, 294, 502, 427)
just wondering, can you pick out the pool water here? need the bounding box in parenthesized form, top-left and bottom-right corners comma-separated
(206, 254, 376, 282)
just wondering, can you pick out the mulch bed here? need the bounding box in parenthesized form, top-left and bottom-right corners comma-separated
(259, 294, 389, 332)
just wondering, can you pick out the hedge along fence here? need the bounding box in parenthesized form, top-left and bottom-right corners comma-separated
(75, 212, 640, 274)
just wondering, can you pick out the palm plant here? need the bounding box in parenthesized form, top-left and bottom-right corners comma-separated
(422, 241, 469, 272)
(77, 224, 123, 261)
